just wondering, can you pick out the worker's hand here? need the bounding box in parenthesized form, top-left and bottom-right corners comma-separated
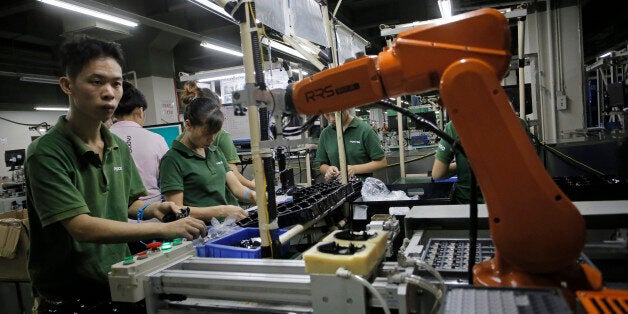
(347, 165, 357, 177)
(222, 205, 248, 221)
(151, 201, 182, 220)
(324, 166, 340, 181)
(163, 216, 208, 240)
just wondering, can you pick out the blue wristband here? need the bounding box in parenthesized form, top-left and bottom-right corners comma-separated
(243, 189, 251, 202)
(137, 202, 153, 223)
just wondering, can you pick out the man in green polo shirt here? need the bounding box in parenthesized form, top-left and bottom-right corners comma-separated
(315, 110, 387, 181)
(25, 35, 207, 313)
(432, 117, 531, 204)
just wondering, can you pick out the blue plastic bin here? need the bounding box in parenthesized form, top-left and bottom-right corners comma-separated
(199, 227, 290, 258)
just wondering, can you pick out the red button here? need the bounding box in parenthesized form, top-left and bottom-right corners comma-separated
(146, 242, 162, 250)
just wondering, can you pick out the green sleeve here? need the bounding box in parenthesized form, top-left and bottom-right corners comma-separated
(434, 122, 456, 164)
(159, 154, 184, 193)
(217, 149, 232, 173)
(216, 130, 241, 164)
(26, 154, 90, 227)
(315, 128, 330, 166)
(364, 127, 385, 160)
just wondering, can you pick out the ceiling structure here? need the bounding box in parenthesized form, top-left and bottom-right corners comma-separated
(0, 0, 624, 111)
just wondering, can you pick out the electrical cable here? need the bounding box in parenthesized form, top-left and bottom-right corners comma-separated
(385, 151, 435, 167)
(532, 133, 605, 175)
(404, 274, 443, 314)
(0, 116, 43, 127)
(335, 267, 391, 314)
(377, 100, 458, 152)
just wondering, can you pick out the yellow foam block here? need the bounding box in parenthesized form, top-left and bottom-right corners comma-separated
(321, 230, 388, 259)
(303, 231, 387, 276)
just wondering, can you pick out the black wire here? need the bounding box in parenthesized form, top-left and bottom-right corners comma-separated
(282, 115, 320, 136)
(376, 99, 463, 155)
(468, 170, 478, 284)
(0, 116, 42, 127)
(531, 132, 603, 176)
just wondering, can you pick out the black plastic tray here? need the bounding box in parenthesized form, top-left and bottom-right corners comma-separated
(351, 181, 455, 206)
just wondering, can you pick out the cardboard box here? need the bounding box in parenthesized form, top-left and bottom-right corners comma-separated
(0, 209, 30, 281)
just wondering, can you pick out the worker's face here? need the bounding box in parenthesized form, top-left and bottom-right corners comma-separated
(60, 57, 123, 123)
(186, 122, 219, 148)
(324, 111, 348, 126)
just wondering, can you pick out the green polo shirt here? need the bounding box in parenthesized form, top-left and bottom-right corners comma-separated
(434, 121, 482, 204)
(315, 117, 385, 179)
(160, 139, 238, 208)
(25, 116, 147, 299)
(435, 118, 529, 204)
(212, 129, 240, 164)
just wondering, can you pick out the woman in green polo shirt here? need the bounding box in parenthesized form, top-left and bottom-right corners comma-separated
(181, 80, 256, 189)
(159, 97, 254, 222)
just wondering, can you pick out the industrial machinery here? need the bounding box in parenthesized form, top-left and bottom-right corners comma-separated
(286, 6, 600, 297)
(108, 7, 628, 313)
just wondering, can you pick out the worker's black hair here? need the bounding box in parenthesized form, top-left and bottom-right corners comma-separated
(114, 81, 147, 117)
(184, 97, 224, 135)
(59, 34, 125, 80)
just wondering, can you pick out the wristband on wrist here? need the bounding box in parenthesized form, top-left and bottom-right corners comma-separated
(243, 189, 252, 202)
(137, 201, 153, 223)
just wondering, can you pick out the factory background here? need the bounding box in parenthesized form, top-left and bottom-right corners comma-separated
(1, 0, 627, 313)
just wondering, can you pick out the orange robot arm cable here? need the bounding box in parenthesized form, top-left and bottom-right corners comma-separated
(288, 8, 589, 281)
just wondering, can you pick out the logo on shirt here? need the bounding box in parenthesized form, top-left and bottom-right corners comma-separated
(438, 144, 446, 151)
(216, 161, 223, 165)
(349, 140, 361, 144)
(113, 166, 123, 171)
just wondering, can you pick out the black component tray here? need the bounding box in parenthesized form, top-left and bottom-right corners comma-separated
(351, 181, 455, 206)
(421, 238, 495, 273)
(553, 175, 628, 201)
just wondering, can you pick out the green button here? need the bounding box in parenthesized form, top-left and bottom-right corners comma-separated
(161, 242, 173, 251)
(123, 256, 135, 265)
(173, 238, 182, 246)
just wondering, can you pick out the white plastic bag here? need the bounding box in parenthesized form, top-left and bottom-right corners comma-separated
(206, 214, 243, 240)
(361, 177, 418, 202)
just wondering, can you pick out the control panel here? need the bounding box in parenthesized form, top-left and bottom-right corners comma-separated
(108, 239, 195, 302)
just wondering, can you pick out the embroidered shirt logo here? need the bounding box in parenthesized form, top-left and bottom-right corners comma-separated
(216, 161, 223, 165)
(349, 140, 361, 144)
(113, 166, 123, 171)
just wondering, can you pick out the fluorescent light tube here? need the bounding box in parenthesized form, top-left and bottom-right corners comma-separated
(38, 0, 138, 27)
(599, 52, 612, 58)
(261, 38, 305, 60)
(191, 0, 233, 20)
(198, 73, 245, 82)
(34, 106, 70, 111)
(200, 42, 243, 57)
(20, 75, 59, 84)
(438, 0, 452, 18)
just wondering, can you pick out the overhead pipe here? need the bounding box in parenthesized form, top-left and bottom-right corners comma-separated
(545, 0, 558, 140)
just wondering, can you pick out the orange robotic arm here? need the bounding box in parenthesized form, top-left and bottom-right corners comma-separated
(288, 8, 599, 292)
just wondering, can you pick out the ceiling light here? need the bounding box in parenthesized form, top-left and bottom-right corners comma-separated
(438, 0, 452, 18)
(34, 106, 70, 111)
(599, 52, 612, 59)
(198, 73, 246, 82)
(200, 42, 243, 57)
(190, 0, 234, 22)
(262, 38, 305, 60)
(20, 75, 59, 85)
(38, 0, 138, 27)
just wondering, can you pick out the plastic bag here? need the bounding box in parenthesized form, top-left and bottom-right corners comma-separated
(206, 214, 243, 240)
(361, 177, 418, 202)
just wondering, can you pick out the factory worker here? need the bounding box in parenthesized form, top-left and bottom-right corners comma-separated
(159, 97, 252, 222)
(180, 80, 256, 190)
(25, 35, 207, 313)
(316, 109, 387, 181)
